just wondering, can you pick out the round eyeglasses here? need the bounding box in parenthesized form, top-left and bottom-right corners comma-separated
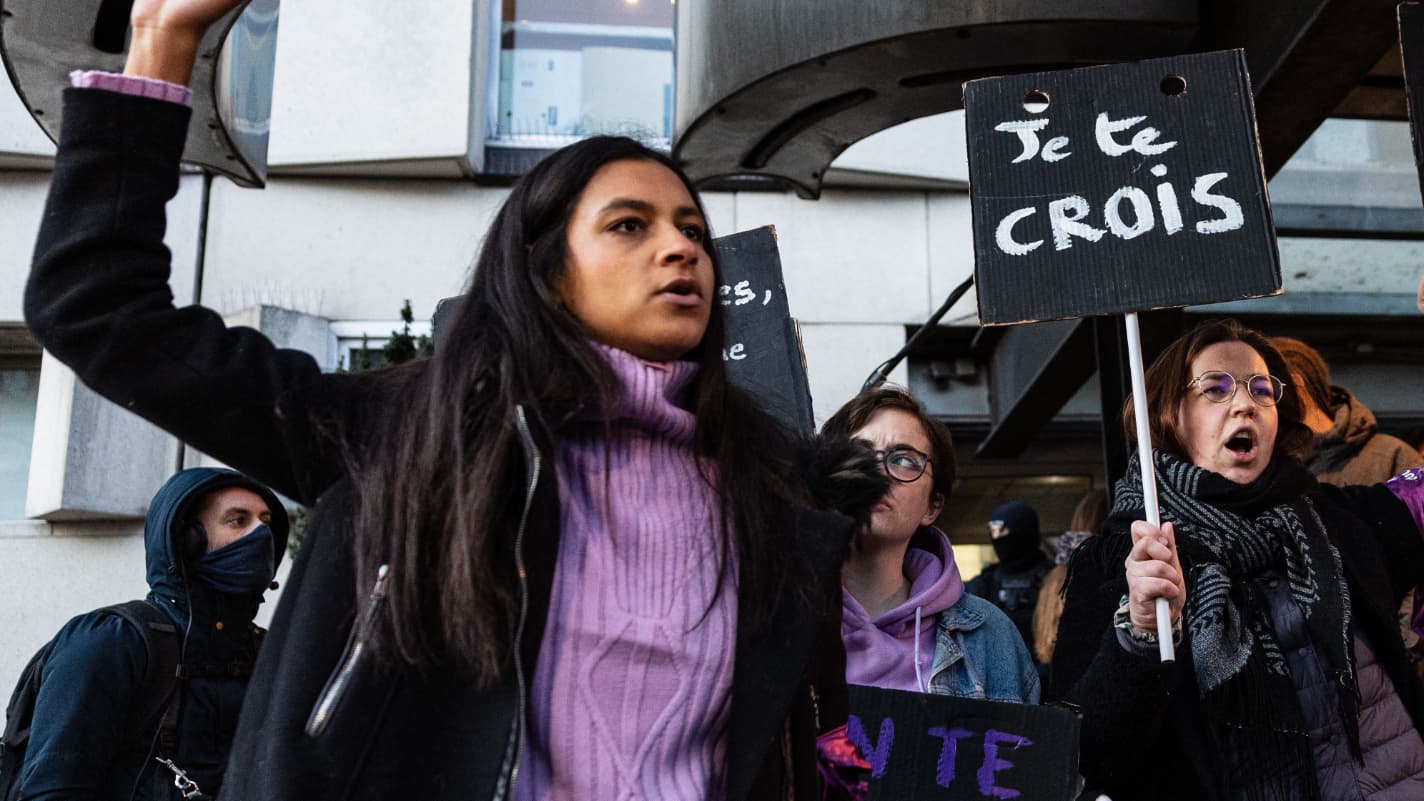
(874, 447, 933, 484)
(1186, 371, 1285, 407)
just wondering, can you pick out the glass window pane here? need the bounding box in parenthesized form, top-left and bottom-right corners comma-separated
(494, 0, 674, 147)
(0, 368, 40, 519)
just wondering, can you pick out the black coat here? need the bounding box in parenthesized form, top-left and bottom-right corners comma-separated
(1048, 482, 1424, 801)
(25, 88, 857, 801)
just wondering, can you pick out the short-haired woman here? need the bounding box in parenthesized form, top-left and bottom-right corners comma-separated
(1052, 319, 1424, 801)
(823, 387, 1039, 703)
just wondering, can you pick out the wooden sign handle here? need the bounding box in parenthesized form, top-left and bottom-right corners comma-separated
(1125, 312, 1175, 662)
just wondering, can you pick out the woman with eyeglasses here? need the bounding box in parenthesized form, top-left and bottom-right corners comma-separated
(1051, 319, 1424, 801)
(821, 387, 1040, 703)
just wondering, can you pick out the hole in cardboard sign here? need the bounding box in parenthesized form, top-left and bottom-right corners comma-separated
(1160, 75, 1187, 96)
(1022, 90, 1050, 114)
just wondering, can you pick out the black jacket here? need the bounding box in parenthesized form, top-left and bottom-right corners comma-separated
(25, 88, 857, 801)
(18, 468, 287, 801)
(1048, 482, 1424, 801)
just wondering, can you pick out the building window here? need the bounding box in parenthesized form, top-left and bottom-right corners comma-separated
(0, 360, 40, 519)
(328, 320, 433, 373)
(491, 0, 674, 148)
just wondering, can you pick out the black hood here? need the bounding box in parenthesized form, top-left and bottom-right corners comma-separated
(144, 467, 289, 617)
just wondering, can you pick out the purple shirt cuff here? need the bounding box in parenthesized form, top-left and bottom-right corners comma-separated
(69, 70, 191, 107)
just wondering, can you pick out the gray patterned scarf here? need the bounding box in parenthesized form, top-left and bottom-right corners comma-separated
(1113, 450, 1356, 800)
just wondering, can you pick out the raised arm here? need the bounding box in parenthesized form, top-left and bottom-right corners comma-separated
(22, 0, 369, 503)
(125, 0, 247, 84)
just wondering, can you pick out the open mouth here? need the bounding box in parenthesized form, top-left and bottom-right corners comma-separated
(660, 278, 699, 297)
(1225, 431, 1256, 460)
(656, 278, 702, 308)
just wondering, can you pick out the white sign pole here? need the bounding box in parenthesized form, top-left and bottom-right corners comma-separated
(1124, 312, 1175, 662)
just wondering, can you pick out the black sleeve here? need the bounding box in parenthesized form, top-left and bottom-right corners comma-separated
(1318, 482, 1424, 603)
(1049, 538, 1181, 792)
(17, 615, 147, 801)
(24, 89, 370, 504)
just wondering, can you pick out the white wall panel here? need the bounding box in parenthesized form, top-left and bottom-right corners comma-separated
(0, 72, 54, 165)
(1277, 237, 1424, 295)
(202, 179, 508, 320)
(266, 0, 490, 173)
(799, 323, 908, 426)
(0, 172, 49, 321)
(0, 173, 203, 322)
(926, 192, 979, 325)
(700, 191, 736, 239)
(26, 353, 181, 520)
(735, 190, 929, 325)
(0, 521, 145, 693)
(832, 111, 968, 185)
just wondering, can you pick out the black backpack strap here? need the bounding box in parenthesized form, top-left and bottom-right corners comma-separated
(98, 601, 183, 755)
(1, 645, 52, 751)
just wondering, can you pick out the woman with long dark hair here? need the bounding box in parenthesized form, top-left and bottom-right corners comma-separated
(22, 2, 882, 798)
(1051, 319, 1424, 801)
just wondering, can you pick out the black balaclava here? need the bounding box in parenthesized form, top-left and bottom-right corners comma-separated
(989, 501, 1044, 572)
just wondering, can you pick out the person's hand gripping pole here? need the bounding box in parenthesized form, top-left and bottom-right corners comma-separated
(1125, 312, 1181, 661)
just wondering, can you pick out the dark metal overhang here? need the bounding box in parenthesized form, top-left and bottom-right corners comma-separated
(672, 0, 1416, 461)
(673, 1, 1199, 199)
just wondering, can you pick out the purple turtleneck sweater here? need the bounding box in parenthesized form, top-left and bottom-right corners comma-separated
(515, 346, 737, 801)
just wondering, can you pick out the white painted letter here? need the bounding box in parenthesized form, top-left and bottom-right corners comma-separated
(1131, 126, 1177, 155)
(1191, 173, 1244, 234)
(1095, 113, 1177, 157)
(994, 119, 1051, 163)
(1047, 196, 1105, 251)
(994, 207, 1043, 256)
(1042, 136, 1072, 162)
(1105, 187, 1155, 240)
(1152, 164, 1183, 234)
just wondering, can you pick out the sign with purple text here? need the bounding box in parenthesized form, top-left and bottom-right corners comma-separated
(848, 685, 1080, 800)
(965, 50, 1281, 325)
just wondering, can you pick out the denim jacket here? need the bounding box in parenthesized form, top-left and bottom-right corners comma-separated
(927, 593, 1041, 703)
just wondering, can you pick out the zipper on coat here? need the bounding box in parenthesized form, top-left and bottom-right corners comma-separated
(304, 564, 390, 737)
(492, 405, 542, 801)
(808, 683, 821, 730)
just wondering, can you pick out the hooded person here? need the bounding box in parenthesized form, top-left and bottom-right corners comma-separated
(966, 501, 1053, 657)
(15, 467, 288, 801)
(825, 387, 1039, 703)
(1272, 336, 1422, 487)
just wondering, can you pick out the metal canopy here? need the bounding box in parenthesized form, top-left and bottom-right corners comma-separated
(674, 0, 1404, 195)
(672, 0, 1413, 457)
(673, 1, 1198, 199)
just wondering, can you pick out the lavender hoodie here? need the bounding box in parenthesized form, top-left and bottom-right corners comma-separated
(842, 527, 964, 693)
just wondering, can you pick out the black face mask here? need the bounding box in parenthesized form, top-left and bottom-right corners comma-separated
(194, 523, 275, 595)
(991, 524, 1043, 571)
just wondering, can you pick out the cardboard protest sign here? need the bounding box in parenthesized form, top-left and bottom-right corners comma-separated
(848, 685, 1081, 801)
(1400, 3, 1424, 205)
(0, 0, 278, 186)
(965, 50, 1282, 325)
(432, 226, 814, 436)
(711, 226, 815, 436)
